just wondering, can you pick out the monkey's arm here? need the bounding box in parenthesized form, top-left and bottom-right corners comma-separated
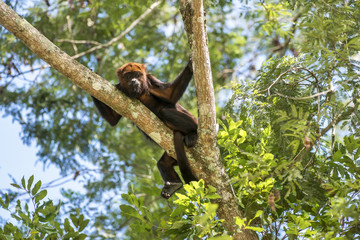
(92, 96, 122, 126)
(148, 60, 193, 104)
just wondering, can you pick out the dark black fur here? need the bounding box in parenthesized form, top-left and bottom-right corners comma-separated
(92, 61, 197, 198)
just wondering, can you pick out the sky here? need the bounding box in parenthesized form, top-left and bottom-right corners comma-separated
(0, 113, 82, 220)
(0, 114, 58, 193)
(0, 1, 60, 197)
(0, 2, 80, 201)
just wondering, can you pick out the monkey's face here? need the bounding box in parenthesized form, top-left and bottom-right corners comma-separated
(117, 63, 148, 98)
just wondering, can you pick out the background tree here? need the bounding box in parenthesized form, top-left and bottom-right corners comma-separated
(1, 0, 360, 239)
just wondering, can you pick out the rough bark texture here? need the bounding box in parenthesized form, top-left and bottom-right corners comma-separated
(180, 1, 259, 239)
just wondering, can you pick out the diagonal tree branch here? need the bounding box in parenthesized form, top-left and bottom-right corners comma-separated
(0, 1, 182, 160)
(4, 1, 161, 82)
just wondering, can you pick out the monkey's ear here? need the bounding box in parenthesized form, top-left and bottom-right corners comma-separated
(116, 67, 124, 78)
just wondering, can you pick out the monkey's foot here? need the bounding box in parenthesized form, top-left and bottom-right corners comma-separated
(161, 181, 183, 199)
(184, 133, 197, 148)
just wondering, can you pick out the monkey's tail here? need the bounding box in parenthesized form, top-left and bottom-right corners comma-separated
(173, 131, 197, 184)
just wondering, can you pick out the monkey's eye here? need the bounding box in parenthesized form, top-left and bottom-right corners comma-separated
(124, 71, 142, 79)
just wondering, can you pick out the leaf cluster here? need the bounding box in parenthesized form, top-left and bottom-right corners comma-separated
(220, 0, 360, 238)
(119, 180, 230, 240)
(0, 175, 89, 239)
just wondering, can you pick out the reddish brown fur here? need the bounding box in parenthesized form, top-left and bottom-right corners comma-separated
(117, 62, 147, 76)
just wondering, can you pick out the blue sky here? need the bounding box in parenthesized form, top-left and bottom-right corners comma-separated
(0, 113, 82, 219)
(0, 115, 56, 191)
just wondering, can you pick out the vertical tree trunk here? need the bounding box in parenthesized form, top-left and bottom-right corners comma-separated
(179, 1, 258, 239)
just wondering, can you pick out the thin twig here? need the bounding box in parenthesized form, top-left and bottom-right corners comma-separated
(273, 87, 334, 100)
(71, 1, 161, 60)
(303, 98, 356, 170)
(319, 98, 353, 137)
(6, 2, 160, 78)
(259, 66, 320, 97)
(291, 147, 306, 163)
(268, 67, 303, 95)
(66, 15, 78, 54)
(258, 67, 306, 95)
(3, 65, 49, 78)
(56, 39, 101, 45)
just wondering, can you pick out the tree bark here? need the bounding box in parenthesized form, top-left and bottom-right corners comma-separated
(179, 1, 259, 239)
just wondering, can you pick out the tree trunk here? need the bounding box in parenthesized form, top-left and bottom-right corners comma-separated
(179, 0, 259, 239)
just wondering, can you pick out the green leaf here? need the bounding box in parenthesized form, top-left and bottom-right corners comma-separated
(79, 219, 89, 232)
(34, 190, 47, 203)
(348, 36, 360, 50)
(208, 236, 232, 240)
(262, 153, 274, 161)
(291, 105, 297, 118)
(32, 180, 42, 195)
(234, 217, 246, 228)
(77, 233, 87, 240)
(21, 177, 26, 189)
(11, 214, 21, 221)
(54, 221, 63, 235)
(78, 214, 84, 225)
(27, 175, 34, 191)
(70, 213, 78, 227)
(170, 220, 188, 229)
(0, 198, 5, 209)
(24, 203, 29, 214)
(207, 193, 221, 200)
(10, 183, 22, 189)
(254, 210, 263, 219)
(228, 118, 236, 131)
(248, 210, 263, 225)
(64, 218, 74, 233)
(120, 205, 141, 220)
(245, 226, 265, 232)
(333, 151, 342, 162)
(18, 211, 31, 224)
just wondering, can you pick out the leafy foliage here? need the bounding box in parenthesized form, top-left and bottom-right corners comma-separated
(220, 0, 360, 238)
(1, 0, 360, 239)
(119, 180, 231, 240)
(0, 175, 89, 239)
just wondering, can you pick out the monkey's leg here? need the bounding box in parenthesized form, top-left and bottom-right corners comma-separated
(157, 152, 183, 199)
(174, 131, 198, 183)
(159, 108, 198, 147)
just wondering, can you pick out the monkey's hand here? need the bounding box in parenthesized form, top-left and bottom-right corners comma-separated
(184, 132, 197, 148)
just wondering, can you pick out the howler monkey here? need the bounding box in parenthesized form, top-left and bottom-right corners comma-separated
(92, 60, 198, 198)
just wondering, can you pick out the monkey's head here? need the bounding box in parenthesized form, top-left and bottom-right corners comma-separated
(116, 62, 148, 98)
